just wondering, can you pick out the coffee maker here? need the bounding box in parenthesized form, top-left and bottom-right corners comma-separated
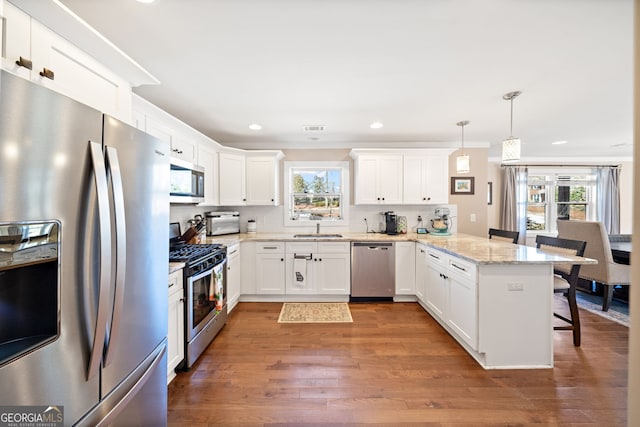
(380, 211, 398, 235)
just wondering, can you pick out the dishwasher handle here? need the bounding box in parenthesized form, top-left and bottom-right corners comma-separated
(352, 242, 393, 248)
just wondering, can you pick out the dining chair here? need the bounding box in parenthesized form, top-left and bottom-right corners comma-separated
(488, 228, 520, 244)
(536, 235, 587, 347)
(557, 220, 631, 311)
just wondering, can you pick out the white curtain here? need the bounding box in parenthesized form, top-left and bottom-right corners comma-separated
(500, 166, 528, 244)
(597, 166, 621, 234)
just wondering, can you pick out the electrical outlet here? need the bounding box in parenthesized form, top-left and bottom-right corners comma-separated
(470, 213, 477, 222)
(507, 283, 524, 291)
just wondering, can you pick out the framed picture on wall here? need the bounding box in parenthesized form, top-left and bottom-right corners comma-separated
(451, 177, 475, 195)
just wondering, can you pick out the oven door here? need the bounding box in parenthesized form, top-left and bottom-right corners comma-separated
(186, 259, 226, 341)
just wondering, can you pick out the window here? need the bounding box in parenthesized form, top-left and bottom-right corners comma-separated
(284, 161, 349, 226)
(526, 169, 596, 233)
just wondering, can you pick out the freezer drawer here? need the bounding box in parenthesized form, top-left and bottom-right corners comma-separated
(350, 242, 395, 300)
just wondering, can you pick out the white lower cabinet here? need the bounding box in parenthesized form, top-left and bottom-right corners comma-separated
(444, 257, 477, 349)
(285, 242, 350, 295)
(424, 249, 448, 320)
(167, 270, 184, 384)
(395, 241, 416, 295)
(226, 243, 240, 312)
(255, 243, 285, 294)
(415, 243, 428, 302)
(1, 2, 132, 121)
(421, 246, 478, 351)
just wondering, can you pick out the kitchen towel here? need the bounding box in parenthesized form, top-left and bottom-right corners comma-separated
(293, 256, 307, 288)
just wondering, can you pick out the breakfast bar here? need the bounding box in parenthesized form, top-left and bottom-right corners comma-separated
(414, 233, 596, 369)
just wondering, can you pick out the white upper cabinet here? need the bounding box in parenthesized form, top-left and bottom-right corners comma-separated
(351, 151, 403, 205)
(197, 143, 219, 206)
(403, 151, 450, 204)
(219, 151, 283, 206)
(1, 2, 132, 121)
(168, 135, 197, 164)
(218, 151, 247, 206)
(351, 149, 451, 205)
(246, 153, 282, 206)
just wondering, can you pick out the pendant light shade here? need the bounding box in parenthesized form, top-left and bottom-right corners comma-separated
(456, 120, 470, 173)
(502, 91, 522, 162)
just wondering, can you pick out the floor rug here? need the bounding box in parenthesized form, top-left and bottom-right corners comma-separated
(277, 302, 353, 323)
(557, 293, 630, 327)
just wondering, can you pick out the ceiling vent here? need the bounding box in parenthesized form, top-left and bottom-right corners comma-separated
(303, 125, 325, 132)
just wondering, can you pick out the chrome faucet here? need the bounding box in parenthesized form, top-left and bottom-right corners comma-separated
(316, 222, 320, 234)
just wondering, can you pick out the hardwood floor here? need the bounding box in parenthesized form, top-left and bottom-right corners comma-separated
(168, 301, 628, 426)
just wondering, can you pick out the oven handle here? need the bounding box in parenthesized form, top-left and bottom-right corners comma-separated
(87, 141, 111, 380)
(189, 258, 226, 281)
(103, 146, 127, 366)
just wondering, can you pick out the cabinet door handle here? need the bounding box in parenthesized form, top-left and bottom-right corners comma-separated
(263, 246, 278, 249)
(39, 68, 55, 80)
(280, 258, 284, 262)
(451, 263, 467, 273)
(16, 56, 33, 70)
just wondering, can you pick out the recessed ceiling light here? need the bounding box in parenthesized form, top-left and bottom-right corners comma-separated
(552, 140, 568, 145)
(136, 0, 156, 3)
(248, 123, 262, 130)
(370, 122, 384, 129)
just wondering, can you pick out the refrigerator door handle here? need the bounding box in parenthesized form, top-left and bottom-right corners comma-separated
(87, 141, 112, 380)
(103, 146, 127, 366)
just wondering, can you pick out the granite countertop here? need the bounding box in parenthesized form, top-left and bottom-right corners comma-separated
(199, 232, 597, 266)
(169, 262, 185, 274)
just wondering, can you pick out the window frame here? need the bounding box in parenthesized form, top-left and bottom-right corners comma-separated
(526, 168, 597, 234)
(283, 161, 349, 227)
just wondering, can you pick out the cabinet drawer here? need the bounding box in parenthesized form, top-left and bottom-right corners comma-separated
(425, 248, 447, 267)
(317, 242, 350, 254)
(447, 257, 476, 283)
(285, 242, 316, 254)
(256, 242, 284, 253)
(168, 271, 183, 295)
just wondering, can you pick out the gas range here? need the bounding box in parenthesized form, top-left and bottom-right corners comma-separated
(169, 243, 226, 275)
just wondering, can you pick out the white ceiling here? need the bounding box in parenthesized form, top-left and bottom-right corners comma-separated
(58, 0, 634, 160)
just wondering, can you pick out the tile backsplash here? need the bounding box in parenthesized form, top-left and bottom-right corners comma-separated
(171, 204, 457, 235)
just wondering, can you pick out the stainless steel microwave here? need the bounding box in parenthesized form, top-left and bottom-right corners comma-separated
(170, 158, 205, 203)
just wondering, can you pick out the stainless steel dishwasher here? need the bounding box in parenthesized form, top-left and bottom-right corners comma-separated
(350, 242, 395, 301)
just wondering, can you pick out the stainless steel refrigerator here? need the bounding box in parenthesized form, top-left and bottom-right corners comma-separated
(0, 70, 169, 426)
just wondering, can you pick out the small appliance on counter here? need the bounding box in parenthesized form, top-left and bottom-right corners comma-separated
(247, 219, 257, 233)
(380, 211, 398, 235)
(430, 208, 451, 235)
(205, 211, 240, 236)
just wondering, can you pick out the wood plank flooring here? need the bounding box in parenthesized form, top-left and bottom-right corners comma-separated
(168, 301, 628, 426)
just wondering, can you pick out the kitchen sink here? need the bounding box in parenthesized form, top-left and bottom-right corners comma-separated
(293, 233, 343, 238)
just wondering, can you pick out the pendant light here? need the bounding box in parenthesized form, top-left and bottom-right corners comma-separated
(456, 120, 470, 173)
(502, 91, 522, 162)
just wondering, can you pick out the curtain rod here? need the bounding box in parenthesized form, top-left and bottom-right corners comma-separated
(501, 164, 621, 168)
